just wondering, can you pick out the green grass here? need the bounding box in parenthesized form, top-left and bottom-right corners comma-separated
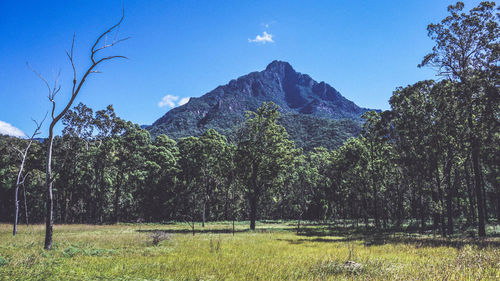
(1, 222, 499, 280)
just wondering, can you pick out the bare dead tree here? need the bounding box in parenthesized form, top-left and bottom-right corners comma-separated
(22, 179, 29, 225)
(29, 9, 128, 250)
(12, 115, 46, 236)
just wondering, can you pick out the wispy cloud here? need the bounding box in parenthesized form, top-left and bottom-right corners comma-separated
(0, 121, 26, 138)
(158, 95, 191, 108)
(178, 97, 190, 106)
(249, 31, 274, 44)
(158, 94, 179, 108)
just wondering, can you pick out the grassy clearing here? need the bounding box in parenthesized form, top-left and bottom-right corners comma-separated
(0, 222, 499, 280)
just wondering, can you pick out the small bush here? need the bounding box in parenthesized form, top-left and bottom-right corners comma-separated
(62, 245, 83, 258)
(209, 238, 222, 253)
(149, 231, 171, 246)
(0, 255, 8, 266)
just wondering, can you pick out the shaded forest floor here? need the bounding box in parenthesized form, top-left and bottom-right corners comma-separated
(1, 222, 499, 280)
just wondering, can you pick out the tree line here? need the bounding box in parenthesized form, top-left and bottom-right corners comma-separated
(0, 2, 498, 242)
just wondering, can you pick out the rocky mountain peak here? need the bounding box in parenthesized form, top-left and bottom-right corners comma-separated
(265, 60, 295, 74)
(148, 61, 377, 150)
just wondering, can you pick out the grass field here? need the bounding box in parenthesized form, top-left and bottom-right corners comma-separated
(0, 222, 499, 280)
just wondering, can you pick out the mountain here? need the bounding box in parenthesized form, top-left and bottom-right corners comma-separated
(147, 61, 375, 151)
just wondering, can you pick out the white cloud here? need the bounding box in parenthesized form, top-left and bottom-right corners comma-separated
(178, 97, 190, 106)
(158, 94, 179, 108)
(0, 121, 26, 138)
(248, 31, 274, 44)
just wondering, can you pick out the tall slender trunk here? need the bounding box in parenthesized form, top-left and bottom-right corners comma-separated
(13, 150, 27, 235)
(202, 201, 206, 228)
(23, 182, 29, 225)
(482, 182, 489, 223)
(373, 187, 379, 229)
(419, 190, 426, 233)
(249, 195, 257, 230)
(369, 141, 379, 229)
(114, 174, 122, 223)
(44, 138, 54, 250)
(470, 133, 486, 237)
(437, 174, 447, 237)
(249, 164, 258, 231)
(444, 151, 454, 235)
(463, 86, 486, 237)
(464, 159, 476, 225)
(13, 183, 19, 236)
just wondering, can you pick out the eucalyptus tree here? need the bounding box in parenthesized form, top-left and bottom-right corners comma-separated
(93, 105, 126, 222)
(288, 152, 317, 231)
(361, 110, 400, 229)
(58, 103, 95, 223)
(361, 111, 385, 228)
(419, 1, 499, 237)
(333, 138, 370, 226)
(236, 102, 297, 230)
(177, 136, 203, 227)
(197, 129, 230, 226)
(113, 122, 150, 222)
(390, 81, 438, 233)
(303, 147, 332, 221)
(141, 134, 179, 221)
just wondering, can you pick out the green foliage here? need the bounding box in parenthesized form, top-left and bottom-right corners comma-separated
(236, 102, 299, 229)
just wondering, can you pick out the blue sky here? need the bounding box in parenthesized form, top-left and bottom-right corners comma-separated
(0, 0, 483, 137)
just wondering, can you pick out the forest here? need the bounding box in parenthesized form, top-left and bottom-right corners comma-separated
(0, 1, 498, 244)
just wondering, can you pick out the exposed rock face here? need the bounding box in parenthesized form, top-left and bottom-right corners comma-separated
(148, 61, 376, 150)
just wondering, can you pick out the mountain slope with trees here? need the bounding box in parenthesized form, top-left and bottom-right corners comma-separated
(147, 61, 373, 151)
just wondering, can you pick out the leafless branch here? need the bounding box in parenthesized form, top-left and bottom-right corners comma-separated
(26, 62, 51, 98)
(65, 34, 77, 95)
(91, 7, 128, 64)
(12, 112, 46, 236)
(19, 173, 28, 186)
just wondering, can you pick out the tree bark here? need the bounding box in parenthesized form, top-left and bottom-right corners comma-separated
(13, 183, 19, 236)
(249, 195, 257, 230)
(44, 138, 54, 250)
(464, 159, 476, 225)
(23, 182, 29, 225)
(444, 151, 454, 235)
(202, 201, 206, 227)
(470, 127, 486, 237)
(249, 163, 259, 231)
(114, 174, 122, 223)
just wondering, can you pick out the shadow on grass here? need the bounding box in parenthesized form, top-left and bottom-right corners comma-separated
(136, 221, 500, 249)
(290, 226, 500, 249)
(277, 237, 345, 244)
(136, 228, 251, 234)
